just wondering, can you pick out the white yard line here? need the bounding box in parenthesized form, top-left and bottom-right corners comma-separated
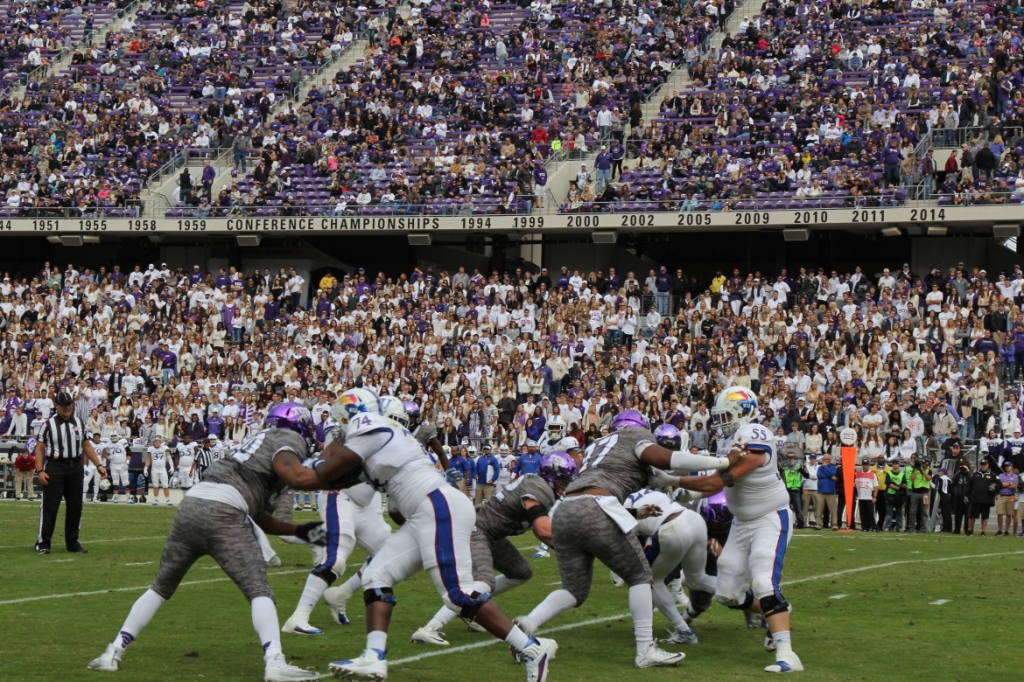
(0, 535, 166, 550)
(930, 599, 949, 605)
(0, 569, 309, 606)
(389, 549, 1024, 666)
(827, 594, 849, 600)
(123, 562, 154, 567)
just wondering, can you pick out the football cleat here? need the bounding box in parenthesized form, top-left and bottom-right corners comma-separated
(166, 500, 175, 506)
(531, 546, 550, 559)
(328, 648, 387, 680)
(521, 637, 558, 682)
(672, 588, 690, 610)
(281, 616, 323, 635)
(765, 651, 804, 673)
(264, 653, 321, 681)
(151, 501, 159, 506)
(513, 615, 538, 638)
(410, 626, 449, 646)
(267, 555, 282, 567)
(660, 627, 698, 645)
(764, 631, 776, 652)
(35, 544, 50, 554)
(323, 587, 350, 625)
(635, 643, 686, 668)
(609, 571, 625, 588)
(87, 643, 123, 671)
(461, 617, 487, 633)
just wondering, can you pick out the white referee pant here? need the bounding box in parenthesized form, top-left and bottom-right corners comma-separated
(716, 508, 793, 607)
(362, 485, 481, 612)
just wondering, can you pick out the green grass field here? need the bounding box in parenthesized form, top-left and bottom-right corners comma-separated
(0, 501, 1015, 682)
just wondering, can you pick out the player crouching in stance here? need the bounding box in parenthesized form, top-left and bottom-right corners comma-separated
(411, 451, 577, 646)
(516, 410, 740, 669)
(666, 386, 803, 674)
(623, 487, 714, 645)
(88, 403, 334, 682)
(311, 388, 557, 682)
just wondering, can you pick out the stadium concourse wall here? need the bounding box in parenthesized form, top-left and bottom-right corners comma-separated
(4, 204, 1022, 235)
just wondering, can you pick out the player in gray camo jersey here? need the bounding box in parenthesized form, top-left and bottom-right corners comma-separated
(410, 460, 570, 647)
(87, 404, 338, 682)
(515, 410, 740, 670)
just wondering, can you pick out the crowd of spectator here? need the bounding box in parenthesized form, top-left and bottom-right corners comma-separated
(170, 0, 729, 216)
(564, 0, 1024, 213)
(1, 0, 375, 217)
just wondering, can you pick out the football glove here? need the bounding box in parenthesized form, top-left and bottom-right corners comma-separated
(295, 521, 328, 546)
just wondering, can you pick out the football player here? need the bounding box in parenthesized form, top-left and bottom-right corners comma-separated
(668, 386, 803, 673)
(145, 436, 173, 506)
(84, 433, 106, 502)
(88, 403, 331, 682)
(495, 444, 516, 493)
(516, 410, 739, 668)
(313, 388, 558, 682)
(623, 488, 714, 645)
(411, 451, 578, 646)
(532, 436, 582, 558)
(106, 438, 131, 503)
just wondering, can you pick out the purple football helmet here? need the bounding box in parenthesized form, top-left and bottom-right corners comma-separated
(654, 424, 681, 450)
(403, 400, 421, 427)
(612, 409, 649, 432)
(538, 451, 579, 495)
(700, 491, 734, 536)
(264, 402, 316, 453)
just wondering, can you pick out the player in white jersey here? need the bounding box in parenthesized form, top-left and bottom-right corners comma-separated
(495, 444, 516, 493)
(668, 386, 803, 674)
(85, 433, 106, 502)
(146, 436, 174, 506)
(175, 437, 197, 490)
(106, 438, 131, 503)
(623, 489, 715, 645)
(281, 413, 396, 636)
(313, 388, 558, 682)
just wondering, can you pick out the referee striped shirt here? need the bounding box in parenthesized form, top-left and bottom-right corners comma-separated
(195, 447, 214, 473)
(41, 415, 86, 461)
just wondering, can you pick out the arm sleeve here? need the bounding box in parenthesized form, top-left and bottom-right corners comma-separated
(670, 450, 730, 472)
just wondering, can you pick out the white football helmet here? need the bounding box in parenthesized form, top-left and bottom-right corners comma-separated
(710, 386, 760, 437)
(557, 436, 580, 453)
(380, 396, 410, 429)
(332, 387, 383, 433)
(499, 443, 511, 454)
(546, 415, 567, 440)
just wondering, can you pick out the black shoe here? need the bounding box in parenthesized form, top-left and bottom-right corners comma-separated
(35, 543, 50, 554)
(980, 532, 987, 537)
(67, 545, 88, 554)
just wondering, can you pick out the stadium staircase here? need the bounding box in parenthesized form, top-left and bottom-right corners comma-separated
(143, 2, 402, 210)
(545, 0, 764, 205)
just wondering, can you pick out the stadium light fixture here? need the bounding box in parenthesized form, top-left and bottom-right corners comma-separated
(46, 236, 61, 244)
(782, 229, 809, 242)
(59, 236, 84, 247)
(927, 226, 947, 236)
(993, 224, 1020, 239)
(236, 235, 262, 247)
(880, 226, 902, 237)
(407, 234, 432, 246)
(592, 231, 617, 244)
(83, 236, 101, 244)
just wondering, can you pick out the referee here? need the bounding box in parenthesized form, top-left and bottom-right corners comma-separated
(193, 437, 214, 481)
(35, 391, 106, 554)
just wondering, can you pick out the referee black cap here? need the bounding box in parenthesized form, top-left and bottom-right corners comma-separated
(55, 391, 74, 406)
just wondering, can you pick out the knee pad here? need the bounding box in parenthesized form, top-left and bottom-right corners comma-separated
(689, 589, 715, 614)
(717, 588, 754, 610)
(458, 591, 491, 621)
(310, 564, 340, 586)
(758, 594, 790, 618)
(363, 588, 396, 606)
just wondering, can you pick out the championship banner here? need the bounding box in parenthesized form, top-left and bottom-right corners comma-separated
(839, 428, 858, 532)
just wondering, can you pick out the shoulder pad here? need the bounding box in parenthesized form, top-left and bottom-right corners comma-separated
(734, 423, 774, 452)
(347, 412, 393, 439)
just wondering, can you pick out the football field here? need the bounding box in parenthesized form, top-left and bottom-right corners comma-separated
(0, 501, 1013, 682)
